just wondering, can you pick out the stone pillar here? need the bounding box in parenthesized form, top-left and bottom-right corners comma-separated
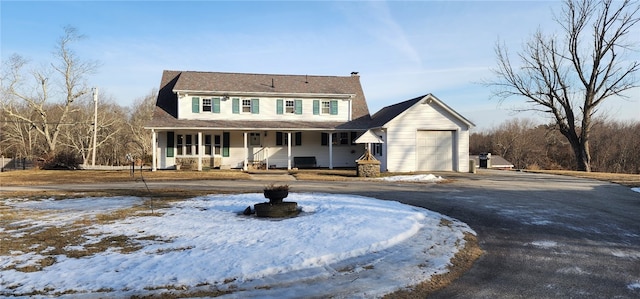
(356, 160, 381, 177)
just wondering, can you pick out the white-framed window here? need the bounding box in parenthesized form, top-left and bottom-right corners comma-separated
(321, 101, 331, 114)
(214, 135, 221, 155)
(286, 100, 295, 113)
(177, 134, 184, 155)
(205, 135, 212, 155)
(321, 132, 357, 146)
(202, 99, 212, 112)
(242, 99, 252, 113)
(185, 135, 193, 155)
(338, 132, 349, 145)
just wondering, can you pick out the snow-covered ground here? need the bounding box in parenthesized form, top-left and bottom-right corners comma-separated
(378, 174, 444, 182)
(1, 192, 473, 298)
(632, 187, 640, 194)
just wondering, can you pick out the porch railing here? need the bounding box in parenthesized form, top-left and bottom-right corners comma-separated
(250, 147, 268, 170)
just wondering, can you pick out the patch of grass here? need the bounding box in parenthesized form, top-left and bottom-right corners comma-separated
(439, 218, 454, 228)
(383, 232, 483, 299)
(0, 198, 174, 273)
(290, 169, 357, 181)
(526, 170, 640, 187)
(0, 169, 250, 187)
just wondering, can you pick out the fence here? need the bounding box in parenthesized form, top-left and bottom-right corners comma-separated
(1, 157, 37, 172)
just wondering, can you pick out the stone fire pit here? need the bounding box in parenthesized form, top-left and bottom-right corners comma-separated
(253, 184, 299, 218)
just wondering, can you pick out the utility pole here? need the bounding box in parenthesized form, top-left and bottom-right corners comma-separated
(92, 87, 98, 166)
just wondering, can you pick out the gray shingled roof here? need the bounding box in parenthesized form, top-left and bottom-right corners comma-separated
(369, 93, 474, 128)
(146, 70, 371, 130)
(369, 95, 423, 128)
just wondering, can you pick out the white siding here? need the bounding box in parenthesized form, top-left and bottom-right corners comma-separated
(161, 130, 363, 169)
(178, 95, 351, 122)
(384, 99, 471, 172)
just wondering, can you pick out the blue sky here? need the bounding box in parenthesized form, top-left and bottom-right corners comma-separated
(2, 0, 638, 131)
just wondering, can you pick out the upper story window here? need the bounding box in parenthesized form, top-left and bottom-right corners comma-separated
(286, 100, 295, 113)
(277, 99, 302, 115)
(321, 101, 331, 114)
(233, 98, 259, 114)
(314, 100, 338, 115)
(202, 99, 212, 112)
(192, 97, 220, 113)
(242, 99, 252, 113)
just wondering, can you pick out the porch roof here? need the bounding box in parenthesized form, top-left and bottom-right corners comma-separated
(354, 129, 384, 144)
(145, 114, 369, 131)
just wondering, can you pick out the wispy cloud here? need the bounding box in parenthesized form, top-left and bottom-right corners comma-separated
(337, 1, 422, 66)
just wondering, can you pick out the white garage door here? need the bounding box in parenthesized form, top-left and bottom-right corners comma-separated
(416, 130, 454, 171)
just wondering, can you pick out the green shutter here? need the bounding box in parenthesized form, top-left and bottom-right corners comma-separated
(313, 100, 320, 115)
(276, 99, 283, 114)
(252, 98, 259, 114)
(295, 100, 302, 114)
(330, 100, 338, 115)
(212, 98, 220, 113)
(295, 132, 302, 146)
(166, 132, 175, 157)
(192, 97, 200, 113)
(232, 98, 240, 114)
(222, 132, 230, 157)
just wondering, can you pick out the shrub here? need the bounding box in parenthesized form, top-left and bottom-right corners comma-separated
(43, 151, 82, 170)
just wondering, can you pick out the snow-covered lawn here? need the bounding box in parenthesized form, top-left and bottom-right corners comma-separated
(0, 192, 473, 298)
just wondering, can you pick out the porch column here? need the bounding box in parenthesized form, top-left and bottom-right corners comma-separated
(287, 132, 292, 170)
(151, 129, 157, 171)
(243, 132, 248, 171)
(328, 132, 333, 169)
(197, 131, 203, 171)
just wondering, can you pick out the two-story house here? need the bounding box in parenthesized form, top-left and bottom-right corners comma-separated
(146, 70, 371, 171)
(146, 70, 475, 172)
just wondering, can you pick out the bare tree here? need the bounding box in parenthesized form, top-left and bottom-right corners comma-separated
(0, 26, 99, 159)
(488, 0, 640, 171)
(0, 103, 45, 158)
(126, 89, 157, 161)
(470, 117, 640, 173)
(60, 94, 124, 165)
(490, 118, 540, 169)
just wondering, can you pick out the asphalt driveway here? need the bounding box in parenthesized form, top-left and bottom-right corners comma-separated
(357, 170, 640, 298)
(2, 170, 639, 298)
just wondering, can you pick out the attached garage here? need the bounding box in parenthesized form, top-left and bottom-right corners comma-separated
(366, 94, 474, 172)
(416, 130, 454, 171)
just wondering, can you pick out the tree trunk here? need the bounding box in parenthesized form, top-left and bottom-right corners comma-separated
(573, 144, 591, 172)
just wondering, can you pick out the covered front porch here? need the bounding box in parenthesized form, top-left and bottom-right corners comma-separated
(151, 129, 365, 171)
